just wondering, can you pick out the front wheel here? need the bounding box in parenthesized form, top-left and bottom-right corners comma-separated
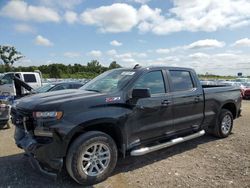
(212, 109, 233, 138)
(66, 131, 118, 186)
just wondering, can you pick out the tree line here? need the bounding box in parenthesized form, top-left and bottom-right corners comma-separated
(1, 45, 248, 79)
(0, 45, 121, 78)
(0, 60, 122, 79)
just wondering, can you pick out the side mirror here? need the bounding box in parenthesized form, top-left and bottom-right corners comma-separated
(132, 88, 151, 99)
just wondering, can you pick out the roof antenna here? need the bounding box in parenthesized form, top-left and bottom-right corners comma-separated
(133, 64, 141, 69)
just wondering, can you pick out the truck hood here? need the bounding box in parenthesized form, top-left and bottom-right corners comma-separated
(15, 89, 104, 110)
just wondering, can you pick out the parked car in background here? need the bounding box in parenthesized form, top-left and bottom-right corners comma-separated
(35, 82, 84, 93)
(200, 80, 219, 86)
(219, 81, 249, 98)
(0, 72, 42, 98)
(241, 82, 250, 99)
(235, 78, 249, 83)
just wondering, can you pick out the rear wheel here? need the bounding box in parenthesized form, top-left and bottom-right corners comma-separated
(212, 109, 233, 138)
(66, 131, 118, 185)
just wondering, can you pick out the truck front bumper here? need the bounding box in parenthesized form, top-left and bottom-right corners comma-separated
(14, 126, 64, 179)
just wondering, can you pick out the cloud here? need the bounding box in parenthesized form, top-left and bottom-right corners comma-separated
(14, 23, 36, 33)
(88, 50, 102, 58)
(233, 38, 250, 47)
(115, 53, 132, 59)
(64, 11, 78, 24)
(155, 56, 180, 63)
(106, 49, 117, 56)
(187, 39, 225, 49)
(64, 52, 81, 58)
(35, 35, 53, 46)
(5, 1, 250, 34)
(132, 0, 151, 4)
(121, 58, 137, 64)
(80, 3, 138, 33)
(189, 52, 210, 59)
(137, 1, 250, 35)
(134, 52, 147, 58)
(0, 1, 60, 22)
(156, 48, 170, 54)
(39, 0, 83, 10)
(110, 40, 123, 46)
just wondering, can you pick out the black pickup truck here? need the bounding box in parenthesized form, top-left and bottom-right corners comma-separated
(12, 66, 242, 185)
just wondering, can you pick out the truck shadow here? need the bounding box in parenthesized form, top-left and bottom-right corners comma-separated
(0, 135, 218, 187)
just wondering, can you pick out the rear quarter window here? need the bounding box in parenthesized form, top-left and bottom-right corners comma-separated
(169, 70, 194, 92)
(23, 74, 37, 83)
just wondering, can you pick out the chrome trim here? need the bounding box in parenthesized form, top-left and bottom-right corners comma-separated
(130, 130, 205, 156)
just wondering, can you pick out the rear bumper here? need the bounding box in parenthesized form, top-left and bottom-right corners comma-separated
(14, 126, 64, 178)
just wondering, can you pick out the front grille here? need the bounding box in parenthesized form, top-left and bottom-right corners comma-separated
(11, 107, 34, 129)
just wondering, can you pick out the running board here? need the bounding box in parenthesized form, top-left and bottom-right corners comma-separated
(130, 130, 205, 156)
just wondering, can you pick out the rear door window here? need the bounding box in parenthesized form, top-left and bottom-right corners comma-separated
(23, 74, 36, 83)
(169, 70, 194, 92)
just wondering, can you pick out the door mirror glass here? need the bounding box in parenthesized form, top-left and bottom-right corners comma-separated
(132, 88, 151, 99)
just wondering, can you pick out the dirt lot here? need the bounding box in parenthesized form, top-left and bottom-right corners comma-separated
(0, 101, 249, 188)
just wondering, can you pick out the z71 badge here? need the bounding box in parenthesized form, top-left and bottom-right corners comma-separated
(105, 97, 121, 102)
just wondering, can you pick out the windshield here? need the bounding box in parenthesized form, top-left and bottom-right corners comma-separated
(36, 84, 55, 93)
(81, 69, 136, 93)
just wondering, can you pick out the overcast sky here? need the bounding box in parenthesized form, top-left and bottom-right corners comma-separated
(0, 0, 250, 76)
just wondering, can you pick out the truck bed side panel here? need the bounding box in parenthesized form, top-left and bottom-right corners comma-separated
(202, 86, 241, 128)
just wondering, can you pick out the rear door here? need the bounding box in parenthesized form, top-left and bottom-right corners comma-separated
(168, 69, 204, 132)
(127, 70, 173, 144)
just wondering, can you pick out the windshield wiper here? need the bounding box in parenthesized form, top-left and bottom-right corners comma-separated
(85, 89, 101, 93)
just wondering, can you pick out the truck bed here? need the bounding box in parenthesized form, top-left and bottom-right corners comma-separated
(202, 85, 241, 128)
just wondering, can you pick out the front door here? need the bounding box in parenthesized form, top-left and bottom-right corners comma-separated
(127, 70, 173, 145)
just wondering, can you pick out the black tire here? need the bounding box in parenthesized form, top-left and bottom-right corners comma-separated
(212, 109, 233, 138)
(66, 131, 118, 186)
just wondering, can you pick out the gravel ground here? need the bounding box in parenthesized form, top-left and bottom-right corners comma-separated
(0, 101, 249, 188)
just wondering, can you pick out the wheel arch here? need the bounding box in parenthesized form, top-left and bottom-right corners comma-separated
(221, 102, 237, 119)
(66, 120, 126, 157)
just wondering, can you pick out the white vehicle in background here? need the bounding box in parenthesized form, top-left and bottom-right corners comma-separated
(235, 78, 249, 83)
(0, 72, 42, 98)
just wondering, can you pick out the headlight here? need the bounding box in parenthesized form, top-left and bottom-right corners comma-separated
(33, 111, 63, 120)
